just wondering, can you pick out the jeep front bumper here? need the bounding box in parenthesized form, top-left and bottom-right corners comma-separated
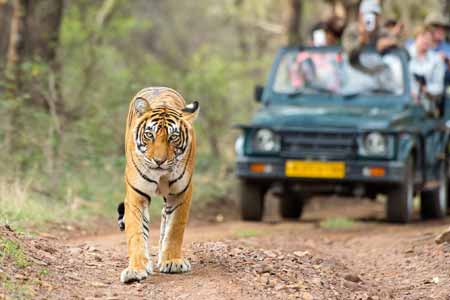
(236, 157, 406, 184)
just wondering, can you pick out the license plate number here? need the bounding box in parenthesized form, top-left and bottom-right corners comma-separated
(285, 160, 345, 179)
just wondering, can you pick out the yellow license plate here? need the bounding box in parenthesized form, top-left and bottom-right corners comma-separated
(285, 160, 345, 178)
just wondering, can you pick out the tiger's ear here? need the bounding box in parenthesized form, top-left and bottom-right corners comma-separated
(182, 101, 199, 123)
(134, 97, 150, 116)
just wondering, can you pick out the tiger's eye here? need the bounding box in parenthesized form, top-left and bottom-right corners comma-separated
(143, 131, 154, 140)
(169, 132, 179, 142)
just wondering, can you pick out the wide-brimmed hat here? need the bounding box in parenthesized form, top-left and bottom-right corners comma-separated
(425, 12, 450, 28)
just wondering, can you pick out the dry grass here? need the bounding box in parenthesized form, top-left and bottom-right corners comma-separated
(0, 177, 61, 227)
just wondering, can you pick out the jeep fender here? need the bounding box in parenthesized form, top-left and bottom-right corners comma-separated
(440, 131, 450, 159)
(397, 133, 423, 182)
(397, 134, 418, 162)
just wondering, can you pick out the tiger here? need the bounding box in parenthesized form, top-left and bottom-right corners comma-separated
(119, 87, 199, 283)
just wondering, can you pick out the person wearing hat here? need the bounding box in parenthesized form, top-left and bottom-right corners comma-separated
(425, 12, 450, 84)
(425, 12, 450, 58)
(408, 25, 446, 115)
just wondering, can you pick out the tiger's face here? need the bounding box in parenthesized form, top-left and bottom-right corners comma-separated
(132, 97, 198, 172)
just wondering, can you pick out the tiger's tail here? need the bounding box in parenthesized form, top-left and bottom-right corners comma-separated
(117, 202, 125, 231)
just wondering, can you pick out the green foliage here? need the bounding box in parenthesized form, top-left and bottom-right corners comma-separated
(1, 277, 32, 300)
(0, 177, 61, 226)
(320, 217, 356, 230)
(3, 1, 265, 227)
(180, 47, 255, 157)
(0, 238, 30, 268)
(39, 268, 49, 276)
(234, 228, 263, 238)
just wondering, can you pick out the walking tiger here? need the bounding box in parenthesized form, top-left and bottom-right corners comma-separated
(118, 87, 199, 283)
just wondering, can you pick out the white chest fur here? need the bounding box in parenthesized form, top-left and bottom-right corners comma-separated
(127, 149, 190, 198)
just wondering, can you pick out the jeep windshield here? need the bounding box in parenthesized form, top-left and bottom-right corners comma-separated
(272, 47, 406, 98)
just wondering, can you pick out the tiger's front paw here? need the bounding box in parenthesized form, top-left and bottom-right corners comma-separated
(159, 258, 191, 274)
(120, 262, 153, 283)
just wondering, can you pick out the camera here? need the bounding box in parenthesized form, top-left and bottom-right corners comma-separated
(363, 13, 376, 32)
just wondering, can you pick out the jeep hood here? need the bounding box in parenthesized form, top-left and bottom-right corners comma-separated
(251, 105, 413, 130)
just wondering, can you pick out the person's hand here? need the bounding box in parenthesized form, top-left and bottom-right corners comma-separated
(392, 22, 404, 38)
(438, 52, 446, 62)
(437, 52, 450, 69)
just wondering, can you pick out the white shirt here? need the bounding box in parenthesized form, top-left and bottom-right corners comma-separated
(408, 45, 445, 109)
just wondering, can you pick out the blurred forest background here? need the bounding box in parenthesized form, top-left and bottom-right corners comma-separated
(0, 0, 448, 226)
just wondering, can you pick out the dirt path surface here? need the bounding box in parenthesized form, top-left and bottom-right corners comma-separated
(3, 199, 450, 300)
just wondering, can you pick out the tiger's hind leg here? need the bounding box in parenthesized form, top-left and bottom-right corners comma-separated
(158, 185, 192, 273)
(120, 185, 152, 283)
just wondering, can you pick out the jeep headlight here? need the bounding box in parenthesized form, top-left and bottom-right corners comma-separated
(252, 129, 280, 153)
(358, 132, 394, 157)
(235, 135, 244, 156)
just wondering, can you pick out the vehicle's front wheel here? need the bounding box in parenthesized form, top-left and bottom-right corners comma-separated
(420, 161, 448, 219)
(239, 180, 266, 221)
(280, 190, 305, 220)
(386, 156, 414, 223)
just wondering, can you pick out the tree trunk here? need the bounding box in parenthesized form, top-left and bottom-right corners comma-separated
(6, 0, 65, 177)
(30, 0, 65, 178)
(78, 0, 117, 103)
(442, 0, 450, 20)
(233, 0, 250, 59)
(208, 133, 221, 160)
(286, 0, 302, 46)
(5, 0, 29, 91)
(0, 1, 13, 72)
(3, 0, 29, 153)
(25, 0, 64, 114)
(26, 0, 63, 63)
(329, 0, 359, 24)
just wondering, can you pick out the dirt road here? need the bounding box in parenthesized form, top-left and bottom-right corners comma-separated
(3, 199, 450, 300)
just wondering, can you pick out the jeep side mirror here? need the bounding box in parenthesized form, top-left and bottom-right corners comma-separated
(254, 85, 264, 102)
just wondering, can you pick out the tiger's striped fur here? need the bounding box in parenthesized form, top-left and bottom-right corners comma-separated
(120, 87, 199, 283)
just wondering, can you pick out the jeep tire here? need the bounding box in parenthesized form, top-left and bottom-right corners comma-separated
(386, 156, 414, 223)
(280, 190, 304, 219)
(239, 180, 266, 221)
(421, 161, 448, 219)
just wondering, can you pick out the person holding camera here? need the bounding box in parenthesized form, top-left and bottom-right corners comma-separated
(408, 25, 446, 115)
(342, 0, 400, 74)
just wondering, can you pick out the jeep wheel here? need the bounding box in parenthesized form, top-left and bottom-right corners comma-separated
(280, 191, 304, 220)
(239, 180, 266, 221)
(421, 162, 448, 219)
(386, 156, 414, 223)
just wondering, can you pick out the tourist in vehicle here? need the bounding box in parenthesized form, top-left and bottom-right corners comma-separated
(408, 25, 446, 115)
(310, 16, 345, 47)
(342, 0, 399, 75)
(358, 0, 382, 47)
(425, 12, 450, 84)
(310, 22, 327, 46)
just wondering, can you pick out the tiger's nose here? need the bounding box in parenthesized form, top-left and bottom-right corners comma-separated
(153, 158, 166, 166)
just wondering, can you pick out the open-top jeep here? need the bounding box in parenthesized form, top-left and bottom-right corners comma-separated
(235, 46, 450, 223)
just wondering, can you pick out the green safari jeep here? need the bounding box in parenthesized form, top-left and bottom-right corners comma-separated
(235, 46, 450, 223)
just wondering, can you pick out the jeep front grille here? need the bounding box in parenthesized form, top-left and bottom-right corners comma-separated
(280, 131, 357, 159)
